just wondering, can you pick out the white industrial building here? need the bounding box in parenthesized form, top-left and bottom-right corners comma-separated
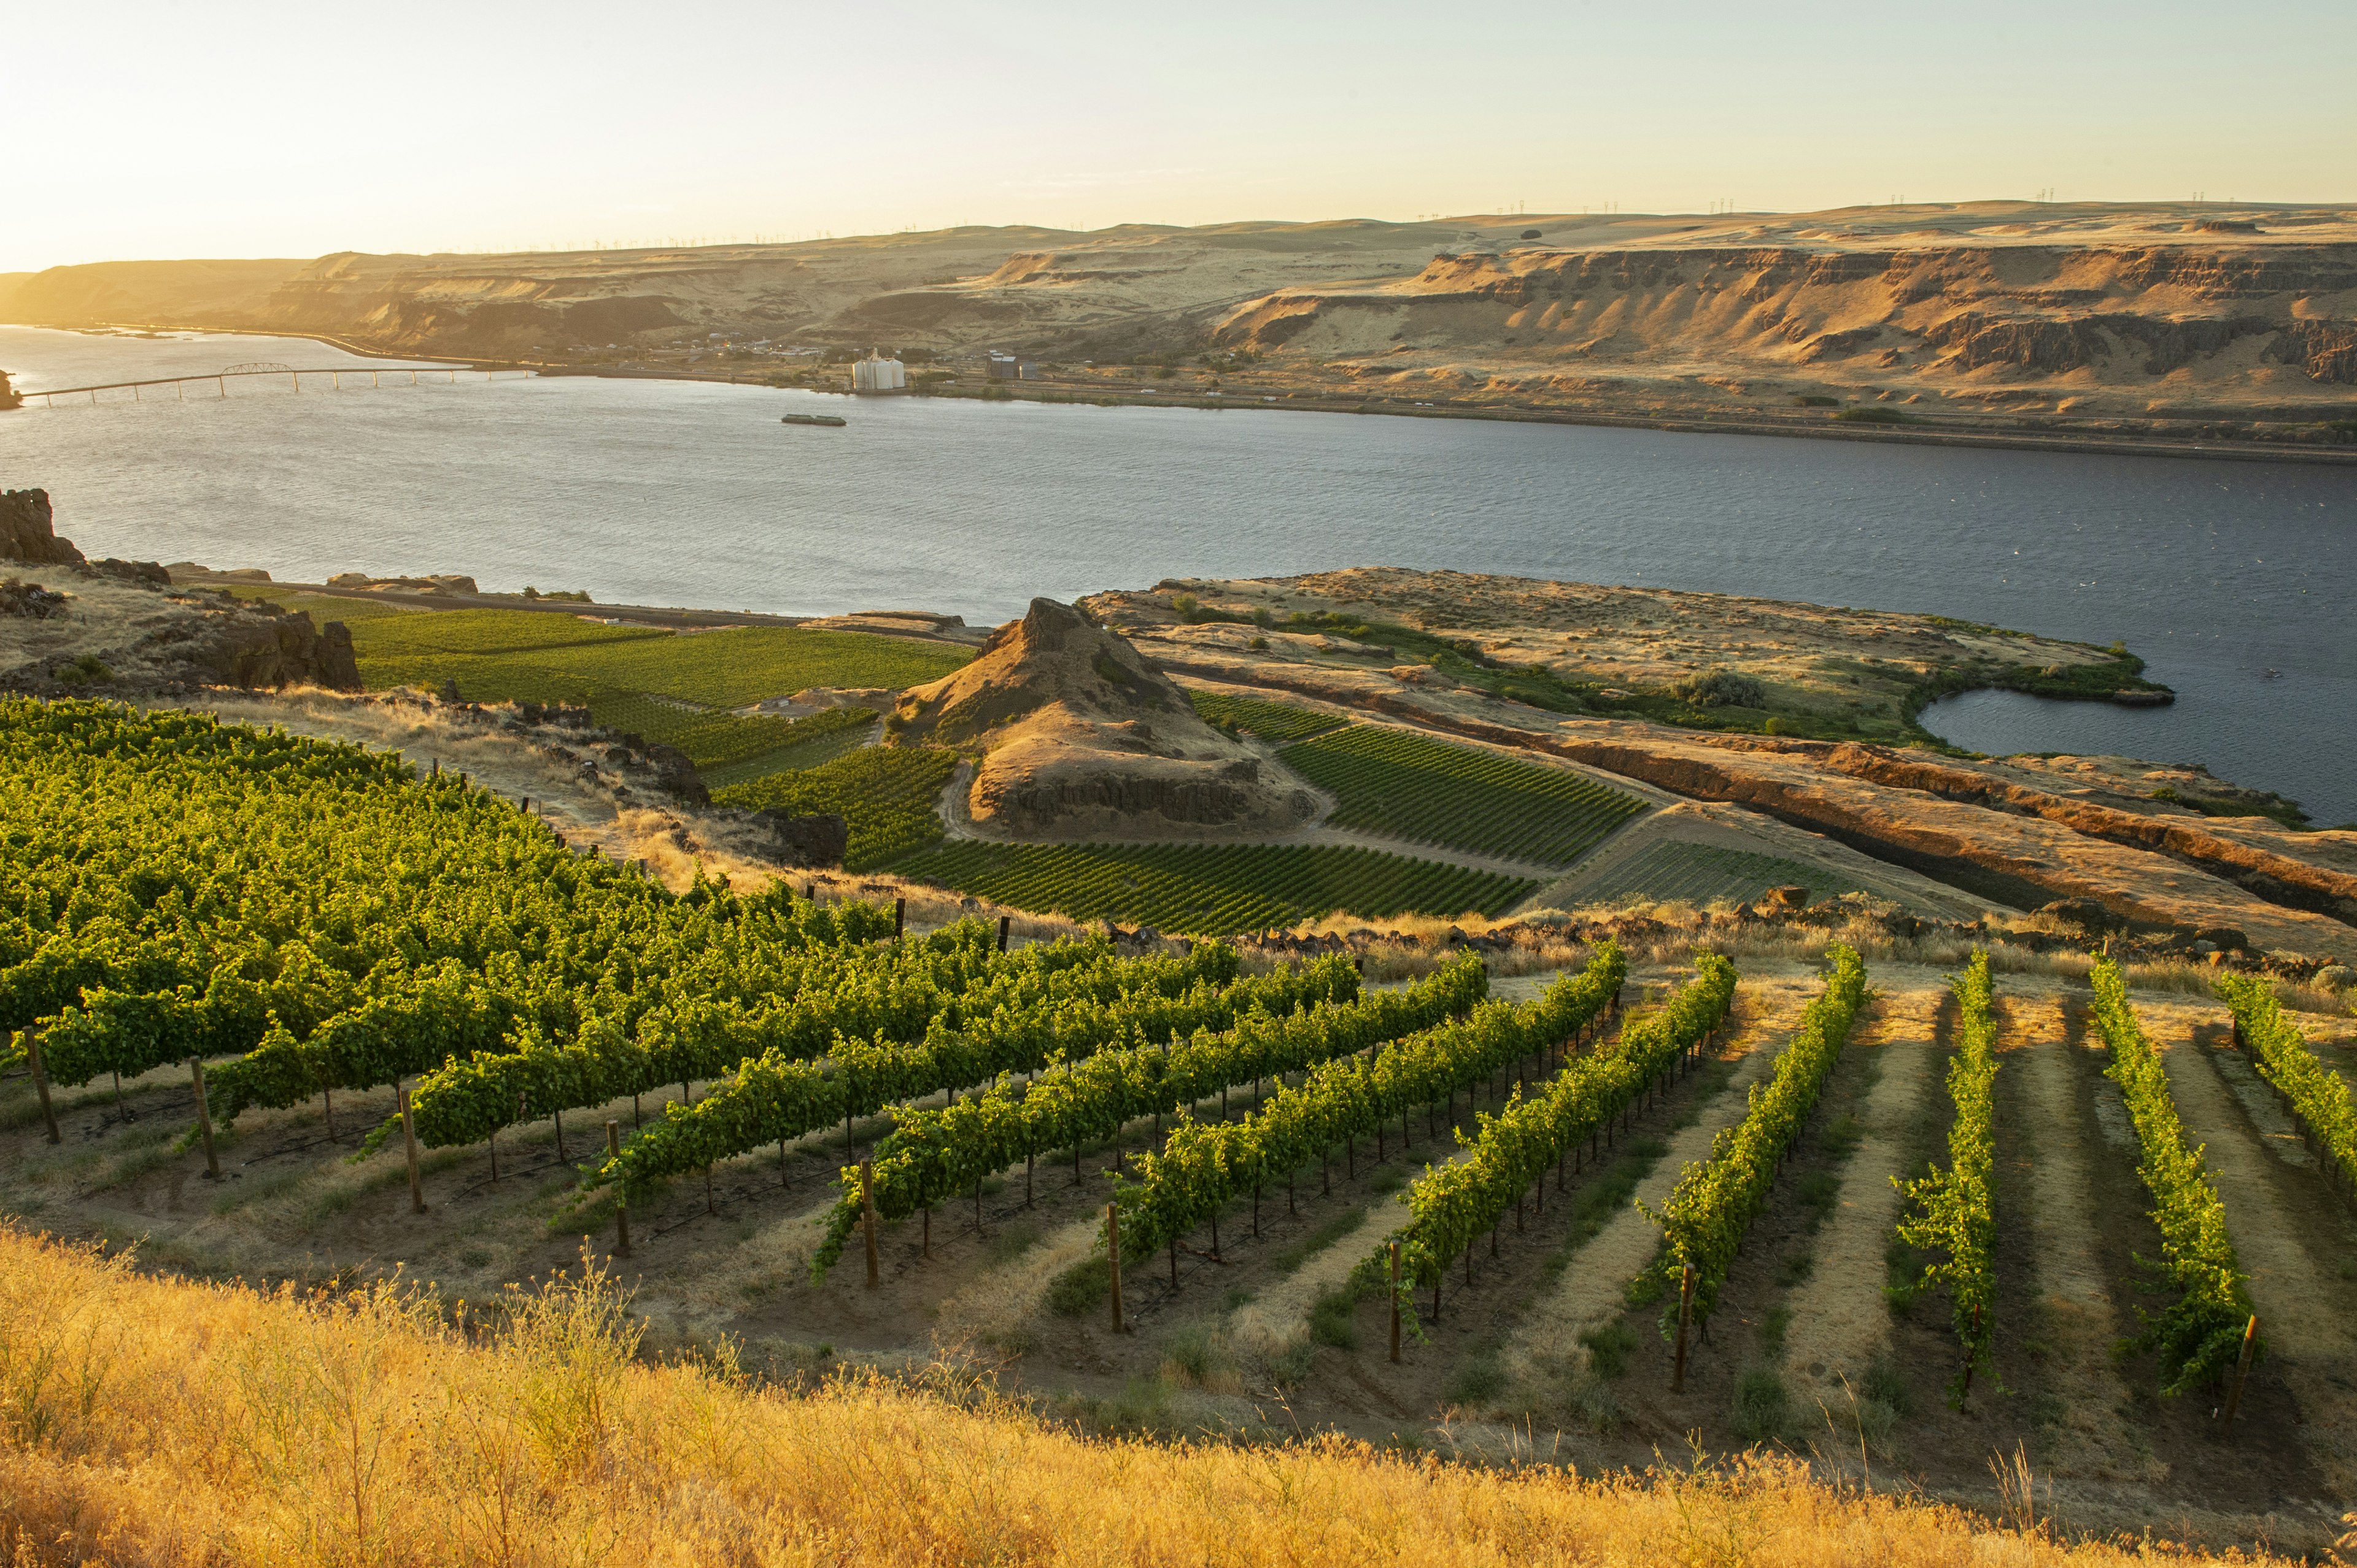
(851, 352, 908, 393)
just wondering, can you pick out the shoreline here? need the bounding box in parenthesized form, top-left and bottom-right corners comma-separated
(12, 319, 2357, 467)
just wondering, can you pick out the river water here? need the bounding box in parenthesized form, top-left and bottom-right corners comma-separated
(4, 325, 2351, 824)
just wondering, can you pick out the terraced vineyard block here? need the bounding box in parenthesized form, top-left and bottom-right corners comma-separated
(1187, 690, 1348, 741)
(716, 745, 959, 870)
(890, 840, 1535, 933)
(1565, 840, 1865, 907)
(700, 709, 879, 789)
(346, 609, 966, 774)
(1279, 725, 1645, 867)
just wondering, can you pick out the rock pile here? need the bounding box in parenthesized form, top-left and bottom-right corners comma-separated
(0, 490, 83, 566)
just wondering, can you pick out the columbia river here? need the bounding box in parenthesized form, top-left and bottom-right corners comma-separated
(3, 325, 2350, 823)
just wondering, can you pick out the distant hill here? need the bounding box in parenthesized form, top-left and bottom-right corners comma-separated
(6, 203, 2354, 442)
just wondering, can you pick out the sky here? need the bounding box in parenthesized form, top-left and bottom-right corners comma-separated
(3, 0, 2351, 271)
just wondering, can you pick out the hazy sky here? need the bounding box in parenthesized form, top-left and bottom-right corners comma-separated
(5, 0, 2350, 271)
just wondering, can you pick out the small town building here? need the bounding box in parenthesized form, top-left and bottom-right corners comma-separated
(852, 352, 908, 393)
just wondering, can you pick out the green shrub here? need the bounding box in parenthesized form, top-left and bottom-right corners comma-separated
(1732, 1367, 1790, 1442)
(1670, 669, 1768, 709)
(55, 654, 112, 686)
(1047, 1256, 1112, 1318)
(1309, 1290, 1357, 1349)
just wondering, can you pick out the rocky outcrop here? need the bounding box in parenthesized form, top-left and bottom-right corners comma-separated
(754, 810, 849, 867)
(1148, 651, 2355, 960)
(327, 571, 481, 595)
(0, 579, 69, 619)
(180, 607, 362, 691)
(1788, 741, 2357, 923)
(895, 598, 1320, 840)
(0, 490, 83, 566)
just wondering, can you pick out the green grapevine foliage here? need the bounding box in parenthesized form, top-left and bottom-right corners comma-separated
(802, 954, 1498, 1274)
(889, 840, 1534, 934)
(0, 698, 904, 1111)
(1380, 950, 1731, 1300)
(1277, 724, 1645, 867)
(1647, 946, 1868, 1331)
(407, 937, 1239, 1149)
(2090, 959, 2256, 1394)
(1893, 949, 1997, 1407)
(1112, 945, 1637, 1277)
(2215, 972, 2357, 1195)
(600, 949, 1382, 1217)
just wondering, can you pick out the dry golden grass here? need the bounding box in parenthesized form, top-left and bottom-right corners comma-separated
(0, 1227, 2309, 1567)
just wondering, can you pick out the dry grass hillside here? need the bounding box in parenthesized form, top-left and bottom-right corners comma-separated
(1, 1227, 2311, 1568)
(6, 203, 2353, 449)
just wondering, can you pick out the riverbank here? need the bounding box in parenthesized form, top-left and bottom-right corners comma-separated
(519, 362, 2357, 466)
(17, 319, 2356, 465)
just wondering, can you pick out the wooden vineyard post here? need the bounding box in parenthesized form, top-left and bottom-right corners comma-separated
(608, 1121, 632, 1256)
(1672, 1264, 1696, 1392)
(997, 915, 1010, 953)
(398, 1084, 425, 1214)
(1388, 1242, 1403, 1364)
(26, 1032, 58, 1145)
(187, 1057, 219, 1179)
(894, 898, 905, 939)
(2219, 1315, 2259, 1432)
(1960, 1303, 1982, 1405)
(1105, 1203, 1125, 1333)
(861, 1160, 880, 1286)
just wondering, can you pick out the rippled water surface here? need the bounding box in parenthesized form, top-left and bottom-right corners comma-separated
(4, 325, 2351, 822)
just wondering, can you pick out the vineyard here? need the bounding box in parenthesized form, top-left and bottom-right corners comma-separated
(1893, 949, 1997, 1405)
(884, 840, 1536, 933)
(1186, 690, 1347, 741)
(341, 607, 969, 776)
(6, 689, 2356, 1553)
(1277, 725, 1646, 867)
(1647, 946, 1868, 1332)
(714, 746, 961, 869)
(700, 707, 877, 790)
(2088, 957, 2256, 1394)
(1560, 838, 1865, 908)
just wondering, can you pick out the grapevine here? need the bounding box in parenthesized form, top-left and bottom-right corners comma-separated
(2214, 972, 2357, 1197)
(1381, 950, 1731, 1307)
(1646, 945, 1868, 1332)
(1892, 949, 1998, 1407)
(1111, 945, 1636, 1288)
(800, 953, 1498, 1274)
(2089, 958, 2256, 1394)
(600, 951, 1384, 1218)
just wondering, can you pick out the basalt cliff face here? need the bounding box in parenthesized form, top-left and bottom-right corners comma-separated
(5, 203, 2351, 441)
(891, 597, 1318, 841)
(1213, 232, 2357, 418)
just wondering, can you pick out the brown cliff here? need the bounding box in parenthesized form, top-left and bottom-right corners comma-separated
(0, 490, 85, 567)
(892, 598, 1317, 840)
(6, 203, 2353, 445)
